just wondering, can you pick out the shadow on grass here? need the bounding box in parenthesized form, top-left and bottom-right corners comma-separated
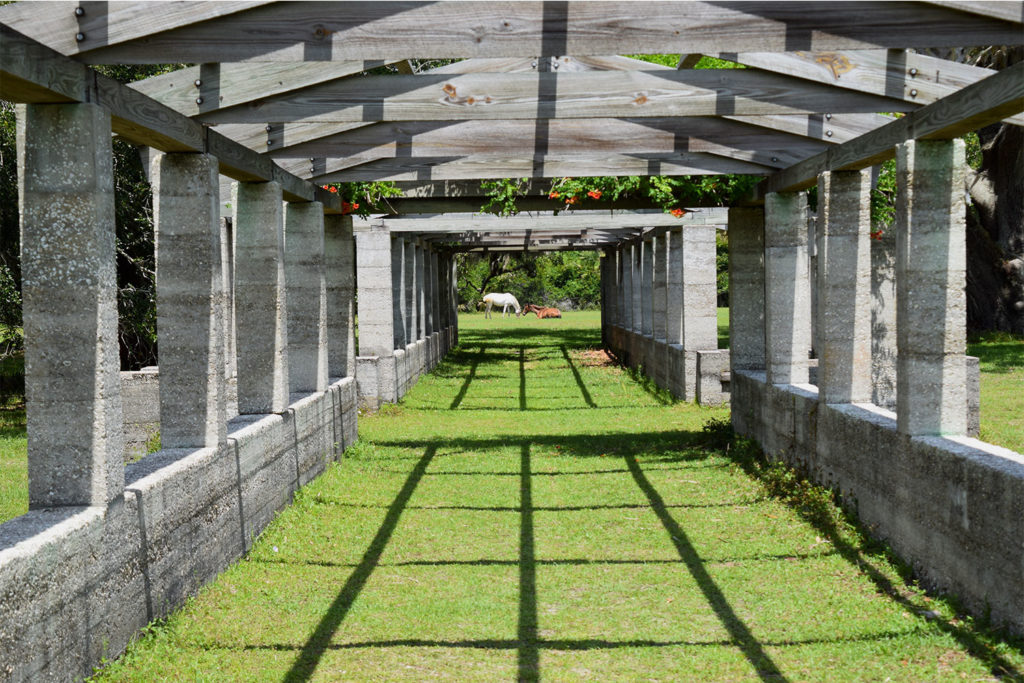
(449, 346, 486, 409)
(967, 333, 1024, 374)
(560, 345, 596, 408)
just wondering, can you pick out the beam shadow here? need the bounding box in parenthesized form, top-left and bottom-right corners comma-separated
(560, 344, 596, 407)
(282, 445, 436, 682)
(626, 455, 789, 682)
(518, 441, 539, 680)
(449, 345, 486, 409)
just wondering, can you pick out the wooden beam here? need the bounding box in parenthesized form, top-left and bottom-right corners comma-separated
(722, 49, 1024, 126)
(267, 117, 828, 169)
(764, 61, 1024, 194)
(313, 152, 773, 183)
(6, 2, 1019, 63)
(129, 60, 402, 116)
(0, 23, 337, 207)
(371, 208, 729, 232)
(922, 1, 1023, 23)
(197, 69, 914, 124)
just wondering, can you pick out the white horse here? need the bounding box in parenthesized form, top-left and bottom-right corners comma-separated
(482, 292, 521, 318)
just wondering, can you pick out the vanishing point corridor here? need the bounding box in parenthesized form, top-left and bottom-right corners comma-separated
(95, 315, 1018, 682)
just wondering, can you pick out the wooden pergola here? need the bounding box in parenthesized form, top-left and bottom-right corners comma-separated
(2, 1, 1022, 252)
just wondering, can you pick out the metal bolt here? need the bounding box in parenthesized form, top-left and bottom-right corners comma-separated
(309, 157, 315, 162)
(195, 97, 203, 105)
(825, 113, 832, 120)
(267, 140, 273, 146)
(553, 62, 559, 69)
(194, 79, 202, 87)
(771, 156, 779, 162)
(266, 124, 273, 132)
(910, 88, 918, 98)
(909, 67, 918, 77)
(825, 130, 834, 138)
(74, 6, 85, 16)
(75, 32, 85, 41)
(531, 60, 537, 68)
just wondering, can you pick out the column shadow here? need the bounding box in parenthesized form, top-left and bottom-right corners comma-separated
(560, 345, 596, 408)
(449, 345, 486, 409)
(283, 445, 436, 682)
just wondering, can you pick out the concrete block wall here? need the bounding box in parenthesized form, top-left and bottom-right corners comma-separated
(732, 371, 1024, 634)
(0, 378, 358, 681)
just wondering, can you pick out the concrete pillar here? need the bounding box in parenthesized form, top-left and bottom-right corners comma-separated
(896, 139, 967, 436)
(424, 247, 435, 337)
(431, 250, 441, 337)
(681, 225, 719, 399)
(640, 238, 654, 337)
(234, 181, 289, 413)
(764, 191, 811, 385)
(392, 237, 407, 349)
(355, 224, 397, 404)
(284, 201, 328, 394)
(404, 240, 417, 343)
(152, 152, 226, 449)
(416, 243, 427, 340)
(439, 253, 450, 333)
(728, 207, 766, 371)
(450, 256, 459, 346)
(817, 170, 872, 404)
(19, 102, 124, 507)
(619, 245, 634, 332)
(325, 215, 356, 378)
(630, 243, 642, 334)
(652, 233, 668, 341)
(221, 217, 238, 418)
(666, 228, 683, 345)
(872, 229, 898, 409)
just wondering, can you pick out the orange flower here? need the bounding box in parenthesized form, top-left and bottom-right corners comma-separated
(670, 208, 686, 218)
(587, 190, 602, 199)
(549, 192, 560, 199)
(870, 229, 883, 241)
(329, 186, 338, 193)
(565, 196, 578, 205)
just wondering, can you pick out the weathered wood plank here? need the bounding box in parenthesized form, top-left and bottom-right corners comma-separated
(0, 24, 337, 208)
(267, 117, 828, 169)
(314, 152, 773, 183)
(129, 60, 400, 115)
(373, 208, 729, 232)
(0, 2, 274, 57)
(197, 69, 914, 124)
(723, 49, 1024, 126)
(12, 2, 1020, 63)
(764, 61, 1024, 194)
(922, 1, 1023, 23)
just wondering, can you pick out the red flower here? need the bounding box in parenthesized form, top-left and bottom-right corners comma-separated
(342, 201, 360, 214)
(549, 192, 560, 199)
(587, 190, 602, 199)
(565, 196, 578, 205)
(670, 208, 686, 218)
(870, 230, 883, 241)
(329, 186, 338, 193)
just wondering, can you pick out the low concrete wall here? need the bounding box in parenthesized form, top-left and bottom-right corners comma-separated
(120, 368, 160, 462)
(605, 324, 728, 404)
(0, 377, 358, 682)
(358, 325, 455, 410)
(731, 370, 1024, 635)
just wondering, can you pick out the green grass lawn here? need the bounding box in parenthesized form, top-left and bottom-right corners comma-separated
(0, 398, 27, 523)
(91, 311, 1022, 682)
(968, 331, 1024, 453)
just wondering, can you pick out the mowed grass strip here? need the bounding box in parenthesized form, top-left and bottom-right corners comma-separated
(93, 312, 1023, 681)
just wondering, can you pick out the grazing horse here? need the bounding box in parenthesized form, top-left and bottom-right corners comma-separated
(522, 303, 562, 319)
(482, 292, 522, 318)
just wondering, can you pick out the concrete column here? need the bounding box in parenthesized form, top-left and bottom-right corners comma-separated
(152, 152, 226, 449)
(817, 170, 872, 404)
(284, 201, 328, 394)
(430, 250, 440, 336)
(221, 217, 238, 418)
(728, 207, 766, 371)
(234, 182, 289, 413)
(764, 192, 811, 385)
(424, 248, 435, 337)
(355, 224, 398, 404)
(682, 225, 718, 351)
(404, 241, 417, 343)
(392, 237, 407, 349)
(19, 102, 124, 507)
(619, 245, 634, 332)
(450, 256, 459, 346)
(652, 233, 668, 341)
(438, 253, 450, 332)
(666, 228, 684, 346)
(416, 243, 427, 340)
(896, 139, 967, 436)
(325, 215, 355, 378)
(872, 231, 898, 410)
(640, 238, 654, 337)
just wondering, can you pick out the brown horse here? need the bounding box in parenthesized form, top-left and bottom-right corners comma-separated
(522, 303, 562, 319)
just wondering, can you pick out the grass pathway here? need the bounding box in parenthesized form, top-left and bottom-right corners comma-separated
(96, 313, 1022, 681)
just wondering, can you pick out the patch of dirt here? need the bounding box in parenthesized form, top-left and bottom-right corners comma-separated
(573, 348, 617, 368)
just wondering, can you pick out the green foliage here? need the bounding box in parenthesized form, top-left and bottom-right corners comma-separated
(456, 251, 602, 310)
(319, 181, 403, 216)
(715, 231, 729, 306)
(480, 178, 530, 216)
